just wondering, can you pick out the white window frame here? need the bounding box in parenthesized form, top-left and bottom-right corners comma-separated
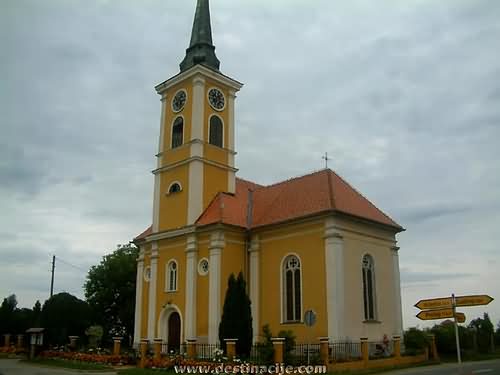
(280, 253, 303, 323)
(166, 259, 178, 292)
(362, 253, 378, 321)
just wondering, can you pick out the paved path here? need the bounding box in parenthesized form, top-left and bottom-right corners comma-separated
(371, 359, 500, 375)
(0, 359, 117, 375)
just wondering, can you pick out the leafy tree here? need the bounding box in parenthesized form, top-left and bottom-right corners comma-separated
(41, 292, 91, 345)
(0, 294, 18, 334)
(256, 324, 274, 364)
(469, 313, 494, 353)
(218, 272, 253, 356)
(84, 244, 138, 343)
(32, 300, 42, 327)
(403, 327, 429, 355)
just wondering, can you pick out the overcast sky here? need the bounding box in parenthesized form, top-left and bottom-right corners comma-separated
(1, 0, 499, 331)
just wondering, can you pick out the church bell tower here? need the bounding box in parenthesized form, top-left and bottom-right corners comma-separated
(152, 0, 243, 233)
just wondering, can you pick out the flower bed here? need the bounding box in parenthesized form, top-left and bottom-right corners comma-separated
(40, 350, 133, 366)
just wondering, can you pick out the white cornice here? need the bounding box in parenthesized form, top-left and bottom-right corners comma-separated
(155, 65, 243, 95)
(152, 156, 238, 175)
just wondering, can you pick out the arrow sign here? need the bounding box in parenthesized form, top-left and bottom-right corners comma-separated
(417, 308, 454, 320)
(415, 294, 494, 310)
(455, 295, 494, 307)
(416, 308, 467, 322)
(415, 297, 452, 310)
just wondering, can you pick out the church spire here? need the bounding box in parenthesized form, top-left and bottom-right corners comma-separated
(180, 0, 221, 72)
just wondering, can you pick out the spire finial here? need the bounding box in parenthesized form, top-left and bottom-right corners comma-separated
(180, 0, 220, 72)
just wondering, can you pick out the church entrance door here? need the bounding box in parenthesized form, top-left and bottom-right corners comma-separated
(167, 312, 181, 352)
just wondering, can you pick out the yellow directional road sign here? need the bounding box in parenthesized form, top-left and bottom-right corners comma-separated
(415, 294, 494, 310)
(415, 297, 452, 310)
(417, 308, 454, 320)
(455, 295, 494, 307)
(416, 308, 466, 322)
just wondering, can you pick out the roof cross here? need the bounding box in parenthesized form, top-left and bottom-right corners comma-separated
(322, 152, 331, 169)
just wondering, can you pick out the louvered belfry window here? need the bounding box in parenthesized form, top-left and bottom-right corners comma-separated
(209, 115, 223, 148)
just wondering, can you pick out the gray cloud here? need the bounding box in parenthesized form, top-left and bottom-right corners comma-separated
(1, 0, 499, 329)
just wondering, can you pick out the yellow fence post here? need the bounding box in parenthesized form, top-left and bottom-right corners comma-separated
(224, 338, 238, 361)
(16, 334, 23, 350)
(187, 338, 197, 359)
(428, 334, 438, 360)
(360, 338, 369, 366)
(154, 338, 163, 360)
(112, 337, 122, 356)
(319, 337, 329, 365)
(3, 334, 11, 348)
(139, 339, 149, 368)
(392, 336, 401, 359)
(271, 338, 285, 364)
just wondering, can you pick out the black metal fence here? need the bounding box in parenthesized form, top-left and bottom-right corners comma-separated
(328, 341, 362, 362)
(291, 343, 321, 364)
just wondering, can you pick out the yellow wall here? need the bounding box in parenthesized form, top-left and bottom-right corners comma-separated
(203, 164, 229, 209)
(220, 233, 246, 300)
(258, 220, 327, 341)
(159, 165, 189, 231)
(162, 83, 193, 153)
(140, 244, 152, 339)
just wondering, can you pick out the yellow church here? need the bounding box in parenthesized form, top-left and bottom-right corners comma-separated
(133, 0, 404, 350)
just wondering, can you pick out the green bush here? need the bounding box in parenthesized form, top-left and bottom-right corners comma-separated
(404, 327, 429, 355)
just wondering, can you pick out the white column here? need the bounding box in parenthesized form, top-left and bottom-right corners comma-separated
(133, 247, 145, 346)
(324, 217, 345, 341)
(147, 243, 159, 341)
(185, 235, 198, 339)
(391, 246, 403, 337)
(248, 235, 260, 343)
(191, 76, 205, 141)
(187, 160, 204, 225)
(153, 96, 167, 233)
(227, 90, 236, 194)
(208, 231, 224, 344)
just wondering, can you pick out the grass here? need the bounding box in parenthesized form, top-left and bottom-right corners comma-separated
(117, 369, 175, 375)
(25, 358, 113, 371)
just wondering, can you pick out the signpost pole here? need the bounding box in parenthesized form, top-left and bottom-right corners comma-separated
(452, 293, 462, 366)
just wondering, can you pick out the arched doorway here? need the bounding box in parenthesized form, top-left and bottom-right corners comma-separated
(167, 312, 181, 352)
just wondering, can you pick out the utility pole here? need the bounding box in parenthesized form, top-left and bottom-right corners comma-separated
(50, 255, 55, 298)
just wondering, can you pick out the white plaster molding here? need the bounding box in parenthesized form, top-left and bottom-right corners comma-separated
(208, 231, 224, 344)
(249, 235, 260, 343)
(191, 77, 205, 141)
(133, 248, 145, 346)
(153, 156, 238, 175)
(187, 159, 204, 225)
(185, 235, 198, 340)
(155, 65, 243, 95)
(324, 218, 345, 341)
(157, 304, 183, 345)
(147, 243, 159, 341)
(391, 246, 403, 337)
(227, 90, 236, 152)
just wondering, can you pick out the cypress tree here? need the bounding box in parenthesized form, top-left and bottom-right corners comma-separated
(218, 272, 253, 357)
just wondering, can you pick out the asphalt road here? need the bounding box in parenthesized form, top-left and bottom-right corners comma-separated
(0, 359, 116, 375)
(372, 359, 500, 375)
(1, 358, 499, 375)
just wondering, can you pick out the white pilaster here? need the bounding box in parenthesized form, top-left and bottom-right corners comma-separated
(391, 246, 403, 337)
(147, 243, 159, 341)
(208, 231, 224, 344)
(133, 247, 145, 346)
(248, 235, 260, 343)
(191, 76, 205, 141)
(324, 217, 345, 341)
(152, 97, 167, 233)
(187, 160, 204, 224)
(185, 235, 198, 339)
(227, 90, 236, 194)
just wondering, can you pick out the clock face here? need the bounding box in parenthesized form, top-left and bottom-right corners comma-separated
(172, 90, 187, 112)
(208, 88, 225, 111)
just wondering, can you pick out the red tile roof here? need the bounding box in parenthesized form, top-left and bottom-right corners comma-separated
(135, 169, 402, 240)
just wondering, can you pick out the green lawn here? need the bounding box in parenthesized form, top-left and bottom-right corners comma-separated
(117, 369, 175, 375)
(25, 358, 113, 371)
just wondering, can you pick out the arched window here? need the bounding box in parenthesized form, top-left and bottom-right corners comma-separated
(283, 255, 301, 322)
(172, 117, 184, 149)
(209, 115, 223, 148)
(167, 260, 177, 292)
(362, 254, 377, 320)
(168, 182, 182, 194)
